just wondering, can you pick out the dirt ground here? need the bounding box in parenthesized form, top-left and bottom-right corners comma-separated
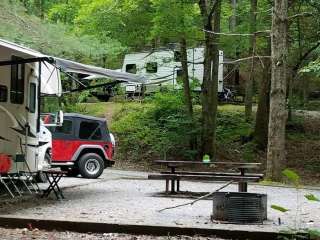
(0, 227, 226, 240)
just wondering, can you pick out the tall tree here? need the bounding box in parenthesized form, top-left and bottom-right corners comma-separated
(199, 0, 221, 159)
(244, 0, 257, 121)
(266, 0, 288, 180)
(254, 43, 271, 149)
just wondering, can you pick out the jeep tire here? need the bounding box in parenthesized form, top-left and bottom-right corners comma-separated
(78, 153, 104, 179)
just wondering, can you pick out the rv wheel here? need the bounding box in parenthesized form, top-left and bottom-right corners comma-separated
(78, 153, 104, 179)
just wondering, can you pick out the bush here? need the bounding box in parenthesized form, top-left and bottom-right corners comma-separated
(112, 91, 199, 162)
(111, 92, 252, 163)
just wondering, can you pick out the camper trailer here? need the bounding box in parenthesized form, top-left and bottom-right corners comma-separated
(122, 48, 224, 96)
(0, 39, 145, 179)
(0, 39, 62, 174)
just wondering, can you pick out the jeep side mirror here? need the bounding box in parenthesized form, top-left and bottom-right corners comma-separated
(41, 110, 64, 127)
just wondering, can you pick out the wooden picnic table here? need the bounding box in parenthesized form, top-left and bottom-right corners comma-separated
(152, 160, 262, 193)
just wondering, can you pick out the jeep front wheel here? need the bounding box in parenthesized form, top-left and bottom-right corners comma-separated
(78, 153, 104, 179)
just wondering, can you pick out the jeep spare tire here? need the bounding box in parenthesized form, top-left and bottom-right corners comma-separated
(78, 153, 104, 179)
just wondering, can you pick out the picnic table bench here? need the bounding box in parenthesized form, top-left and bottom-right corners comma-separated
(148, 160, 263, 193)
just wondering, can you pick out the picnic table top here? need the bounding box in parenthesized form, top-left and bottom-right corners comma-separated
(154, 160, 261, 169)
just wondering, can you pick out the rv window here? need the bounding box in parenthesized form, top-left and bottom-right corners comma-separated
(146, 62, 157, 73)
(176, 69, 183, 77)
(0, 85, 8, 102)
(55, 120, 73, 135)
(79, 121, 100, 140)
(29, 83, 36, 113)
(174, 51, 181, 62)
(126, 64, 137, 74)
(10, 56, 25, 104)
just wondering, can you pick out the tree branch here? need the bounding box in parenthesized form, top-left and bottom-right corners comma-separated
(289, 12, 313, 20)
(158, 180, 234, 213)
(223, 56, 271, 64)
(293, 41, 320, 72)
(203, 29, 270, 36)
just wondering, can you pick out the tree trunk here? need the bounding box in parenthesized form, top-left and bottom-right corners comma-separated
(244, 0, 257, 121)
(254, 47, 271, 150)
(180, 37, 196, 151)
(180, 38, 193, 118)
(266, 1, 288, 181)
(199, 0, 221, 159)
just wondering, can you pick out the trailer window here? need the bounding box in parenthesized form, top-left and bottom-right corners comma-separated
(0, 85, 8, 102)
(174, 51, 181, 62)
(55, 120, 73, 135)
(10, 56, 25, 104)
(125, 64, 137, 74)
(146, 62, 157, 73)
(29, 83, 36, 113)
(176, 69, 183, 77)
(79, 121, 100, 140)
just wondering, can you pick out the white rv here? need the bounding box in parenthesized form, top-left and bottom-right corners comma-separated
(0, 39, 62, 174)
(0, 39, 145, 177)
(122, 48, 224, 95)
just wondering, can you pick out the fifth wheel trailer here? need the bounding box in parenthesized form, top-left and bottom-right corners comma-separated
(122, 47, 224, 95)
(0, 39, 62, 174)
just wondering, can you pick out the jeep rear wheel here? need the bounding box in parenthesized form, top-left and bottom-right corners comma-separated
(78, 153, 104, 179)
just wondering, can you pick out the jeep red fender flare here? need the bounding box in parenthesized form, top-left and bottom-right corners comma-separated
(71, 145, 110, 161)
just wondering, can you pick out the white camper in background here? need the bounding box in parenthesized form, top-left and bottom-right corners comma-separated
(122, 47, 224, 95)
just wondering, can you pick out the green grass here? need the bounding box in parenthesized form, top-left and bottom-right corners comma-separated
(218, 104, 245, 112)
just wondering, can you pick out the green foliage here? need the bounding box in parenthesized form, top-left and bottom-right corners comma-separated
(304, 194, 320, 202)
(150, 0, 201, 44)
(0, 0, 124, 65)
(300, 59, 320, 77)
(78, 91, 91, 103)
(111, 93, 253, 162)
(112, 91, 199, 161)
(216, 106, 252, 143)
(75, 0, 153, 50)
(308, 229, 320, 239)
(48, 0, 81, 24)
(282, 169, 300, 186)
(271, 204, 289, 213)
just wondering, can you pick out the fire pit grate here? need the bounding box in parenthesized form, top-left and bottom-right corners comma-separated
(211, 192, 267, 224)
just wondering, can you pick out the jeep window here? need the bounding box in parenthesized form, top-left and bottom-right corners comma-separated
(146, 62, 157, 73)
(125, 64, 137, 74)
(91, 128, 102, 140)
(79, 121, 100, 140)
(55, 120, 73, 135)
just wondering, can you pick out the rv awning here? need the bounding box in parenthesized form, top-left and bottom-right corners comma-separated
(51, 57, 147, 84)
(0, 38, 146, 96)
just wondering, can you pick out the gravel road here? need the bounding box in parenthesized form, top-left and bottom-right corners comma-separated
(0, 169, 319, 236)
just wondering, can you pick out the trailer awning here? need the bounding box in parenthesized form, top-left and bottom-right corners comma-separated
(52, 57, 146, 84)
